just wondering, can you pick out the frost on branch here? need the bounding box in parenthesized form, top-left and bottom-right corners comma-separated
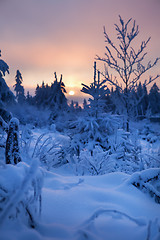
(5, 117, 21, 164)
(97, 16, 160, 131)
(126, 168, 160, 204)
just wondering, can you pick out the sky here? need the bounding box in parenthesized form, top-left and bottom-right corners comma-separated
(0, 0, 160, 103)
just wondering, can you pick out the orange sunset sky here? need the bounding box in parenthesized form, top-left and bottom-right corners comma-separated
(0, 0, 160, 103)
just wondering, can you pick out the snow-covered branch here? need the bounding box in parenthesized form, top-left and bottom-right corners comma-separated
(126, 168, 160, 204)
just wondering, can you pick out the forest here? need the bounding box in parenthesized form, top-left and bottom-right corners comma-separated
(0, 16, 160, 240)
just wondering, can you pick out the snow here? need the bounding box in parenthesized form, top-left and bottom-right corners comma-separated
(0, 123, 160, 240)
(0, 166, 160, 240)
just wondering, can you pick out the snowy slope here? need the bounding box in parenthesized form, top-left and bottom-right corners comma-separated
(0, 168, 160, 240)
(0, 122, 160, 240)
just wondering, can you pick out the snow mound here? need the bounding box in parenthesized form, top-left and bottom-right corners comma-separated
(0, 168, 160, 239)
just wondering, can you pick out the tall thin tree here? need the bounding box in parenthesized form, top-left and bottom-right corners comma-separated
(13, 70, 25, 103)
(81, 62, 109, 118)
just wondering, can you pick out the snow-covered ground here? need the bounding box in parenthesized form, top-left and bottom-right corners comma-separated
(0, 122, 160, 240)
(40, 170, 160, 240)
(0, 165, 160, 240)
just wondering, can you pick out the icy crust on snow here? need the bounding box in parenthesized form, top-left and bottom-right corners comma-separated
(0, 169, 159, 240)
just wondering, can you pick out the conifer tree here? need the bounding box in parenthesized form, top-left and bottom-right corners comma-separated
(49, 72, 67, 109)
(68, 62, 114, 156)
(148, 83, 160, 115)
(0, 50, 15, 107)
(26, 91, 33, 105)
(83, 99, 89, 111)
(81, 62, 109, 118)
(13, 70, 25, 103)
(136, 82, 148, 116)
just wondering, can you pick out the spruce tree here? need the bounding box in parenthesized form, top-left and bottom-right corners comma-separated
(49, 72, 67, 109)
(148, 83, 160, 115)
(81, 62, 109, 118)
(13, 70, 25, 103)
(0, 50, 15, 107)
(136, 82, 148, 116)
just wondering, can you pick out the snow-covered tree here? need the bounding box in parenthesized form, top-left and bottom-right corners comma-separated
(97, 15, 160, 131)
(5, 118, 21, 164)
(81, 62, 109, 118)
(0, 50, 9, 75)
(34, 73, 68, 114)
(26, 91, 33, 105)
(49, 72, 67, 109)
(0, 50, 15, 107)
(68, 114, 117, 156)
(136, 82, 148, 116)
(110, 86, 125, 115)
(148, 83, 160, 115)
(13, 70, 25, 103)
(48, 72, 68, 122)
(68, 62, 118, 157)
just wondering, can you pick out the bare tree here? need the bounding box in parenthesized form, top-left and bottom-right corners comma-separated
(97, 15, 160, 131)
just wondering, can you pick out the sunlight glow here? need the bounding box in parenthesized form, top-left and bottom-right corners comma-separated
(69, 90, 75, 96)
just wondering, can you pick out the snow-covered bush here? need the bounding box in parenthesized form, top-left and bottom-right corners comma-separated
(0, 161, 43, 228)
(5, 117, 21, 164)
(66, 128, 145, 176)
(126, 168, 160, 204)
(21, 130, 70, 170)
(68, 113, 119, 157)
(142, 154, 160, 170)
(32, 133, 62, 169)
(67, 146, 115, 175)
(109, 129, 144, 174)
(139, 124, 160, 143)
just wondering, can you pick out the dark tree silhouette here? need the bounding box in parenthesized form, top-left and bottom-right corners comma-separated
(148, 83, 160, 115)
(13, 70, 25, 103)
(0, 50, 15, 107)
(81, 62, 109, 118)
(97, 16, 160, 131)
